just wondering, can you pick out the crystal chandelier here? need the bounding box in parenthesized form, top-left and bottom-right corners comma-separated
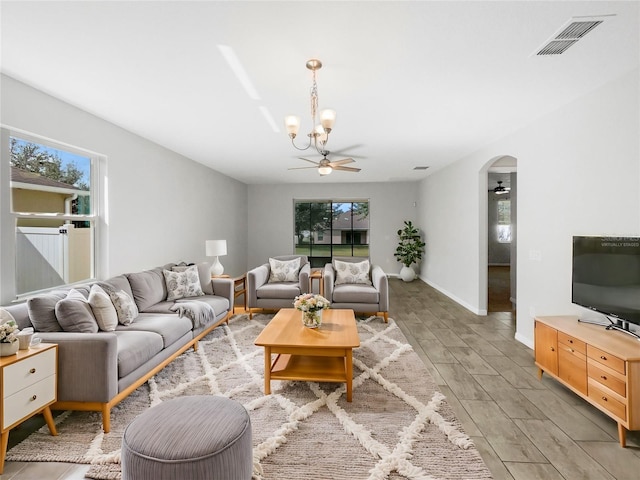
(284, 59, 336, 155)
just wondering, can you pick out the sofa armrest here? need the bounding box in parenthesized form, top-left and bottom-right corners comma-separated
(371, 265, 389, 312)
(211, 277, 234, 309)
(247, 263, 269, 308)
(322, 263, 335, 300)
(36, 332, 118, 403)
(298, 262, 311, 294)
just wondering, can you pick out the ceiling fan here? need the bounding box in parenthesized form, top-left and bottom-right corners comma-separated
(494, 180, 511, 195)
(288, 153, 361, 176)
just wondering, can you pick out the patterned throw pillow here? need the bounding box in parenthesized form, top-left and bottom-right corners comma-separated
(110, 289, 139, 325)
(268, 257, 301, 283)
(163, 265, 204, 301)
(334, 259, 372, 285)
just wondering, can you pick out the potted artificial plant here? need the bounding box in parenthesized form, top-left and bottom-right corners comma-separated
(394, 220, 426, 282)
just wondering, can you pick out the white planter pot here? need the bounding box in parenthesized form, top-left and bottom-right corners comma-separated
(400, 266, 416, 282)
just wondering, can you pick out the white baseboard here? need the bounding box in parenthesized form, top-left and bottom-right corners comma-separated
(420, 276, 487, 316)
(515, 331, 534, 349)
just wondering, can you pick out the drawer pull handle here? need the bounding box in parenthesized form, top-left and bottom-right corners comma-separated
(570, 348, 574, 353)
(601, 375, 607, 380)
(569, 339, 573, 343)
(600, 355, 607, 360)
(550, 347, 555, 352)
(29, 368, 36, 374)
(31, 395, 37, 401)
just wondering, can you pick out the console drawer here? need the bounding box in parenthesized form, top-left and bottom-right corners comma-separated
(587, 346, 625, 375)
(558, 332, 586, 354)
(588, 361, 626, 398)
(588, 380, 626, 421)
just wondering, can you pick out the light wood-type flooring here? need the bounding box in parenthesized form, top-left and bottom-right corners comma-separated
(3, 278, 640, 479)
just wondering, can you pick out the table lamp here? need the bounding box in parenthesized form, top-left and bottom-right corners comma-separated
(206, 239, 227, 276)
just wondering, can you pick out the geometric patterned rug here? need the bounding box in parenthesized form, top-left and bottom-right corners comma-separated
(7, 313, 493, 479)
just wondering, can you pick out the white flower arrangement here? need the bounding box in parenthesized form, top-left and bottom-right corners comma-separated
(293, 293, 330, 312)
(0, 320, 18, 343)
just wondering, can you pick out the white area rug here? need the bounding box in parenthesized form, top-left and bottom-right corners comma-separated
(7, 313, 492, 479)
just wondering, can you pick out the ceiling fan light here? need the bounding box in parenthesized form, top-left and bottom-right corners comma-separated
(320, 109, 336, 132)
(318, 166, 332, 175)
(284, 115, 301, 137)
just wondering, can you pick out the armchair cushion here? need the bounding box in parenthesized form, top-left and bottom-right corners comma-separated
(257, 283, 302, 300)
(268, 257, 301, 283)
(332, 284, 379, 304)
(334, 259, 372, 285)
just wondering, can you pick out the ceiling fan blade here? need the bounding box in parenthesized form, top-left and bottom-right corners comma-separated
(299, 157, 319, 166)
(288, 166, 319, 170)
(333, 166, 361, 172)
(328, 158, 354, 167)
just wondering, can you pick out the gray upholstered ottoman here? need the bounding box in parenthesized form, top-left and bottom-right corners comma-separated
(121, 395, 252, 480)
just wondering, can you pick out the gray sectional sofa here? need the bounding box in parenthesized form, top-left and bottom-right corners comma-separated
(2, 262, 233, 433)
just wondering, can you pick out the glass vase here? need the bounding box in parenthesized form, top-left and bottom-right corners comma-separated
(302, 309, 323, 328)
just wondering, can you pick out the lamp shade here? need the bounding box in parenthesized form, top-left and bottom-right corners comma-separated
(206, 240, 227, 257)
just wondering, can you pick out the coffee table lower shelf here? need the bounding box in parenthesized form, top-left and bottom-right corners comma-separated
(270, 354, 348, 383)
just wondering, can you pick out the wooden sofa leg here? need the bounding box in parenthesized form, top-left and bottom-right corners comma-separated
(249, 309, 253, 319)
(193, 340, 199, 352)
(383, 312, 388, 323)
(102, 404, 111, 433)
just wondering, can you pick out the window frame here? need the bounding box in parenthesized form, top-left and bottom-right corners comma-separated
(2, 126, 106, 300)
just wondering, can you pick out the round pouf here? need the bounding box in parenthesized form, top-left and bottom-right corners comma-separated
(121, 395, 252, 480)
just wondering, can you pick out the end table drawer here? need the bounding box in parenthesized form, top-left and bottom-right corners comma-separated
(2, 374, 56, 430)
(3, 348, 56, 398)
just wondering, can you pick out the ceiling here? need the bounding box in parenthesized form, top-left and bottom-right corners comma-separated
(1, 1, 638, 185)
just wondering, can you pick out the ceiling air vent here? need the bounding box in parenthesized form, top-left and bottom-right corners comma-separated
(413, 166, 429, 170)
(534, 15, 612, 56)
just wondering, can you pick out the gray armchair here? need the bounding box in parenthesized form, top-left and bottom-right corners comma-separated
(247, 255, 310, 318)
(323, 257, 389, 322)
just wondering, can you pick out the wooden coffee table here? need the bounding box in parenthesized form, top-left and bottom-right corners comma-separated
(254, 308, 360, 401)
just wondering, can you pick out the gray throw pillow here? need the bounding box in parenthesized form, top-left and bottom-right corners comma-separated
(163, 265, 204, 301)
(268, 257, 301, 283)
(55, 289, 99, 333)
(110, 289, 139, 325)
(27, 292, 66, 332)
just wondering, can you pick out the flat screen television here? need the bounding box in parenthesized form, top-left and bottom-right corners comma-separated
(572, 236, 640, 340)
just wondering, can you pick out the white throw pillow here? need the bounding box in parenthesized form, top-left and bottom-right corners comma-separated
(163, 265, 204, 301)
(334, 259, 372, 285)
(109, 289, 138, 325)
(268, 257, 301, 283)
(0, 308, 15, 324)
(88, 284, 118, 331)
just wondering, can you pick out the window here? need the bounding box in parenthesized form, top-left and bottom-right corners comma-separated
(9, 134, 97, 295)
(497, 199, 511, 243)
(294, 200, 369, 268)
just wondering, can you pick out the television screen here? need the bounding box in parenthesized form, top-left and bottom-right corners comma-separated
(572, 236, 640, 326)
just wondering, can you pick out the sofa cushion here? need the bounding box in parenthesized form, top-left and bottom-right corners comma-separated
(88, 284, 118, 331)
(257, 282, 301, 300)
(98, 274, 134, 299)
(127, 267, 168, 311)
(27, 292, 66, 332)
(164, 265, 204, 301)
(110, 290, 139, 325)
(55, 289, 99, 333)
(196, 262, 214, 295)
(140, 300, 176, 314)
(334, 259, 372, 285)
(114, 331, 164, 378)
(332, 284, 379, 304)
(116, 313, 192, 349)
(268, 257, 301, 283)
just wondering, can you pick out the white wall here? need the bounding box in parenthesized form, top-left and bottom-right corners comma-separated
(418, 68, 640, 347)
(0, 75, 248, 303)
(247, 182, 420, 274)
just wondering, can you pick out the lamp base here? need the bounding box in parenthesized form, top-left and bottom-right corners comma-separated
(210, 257, 224, 276)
